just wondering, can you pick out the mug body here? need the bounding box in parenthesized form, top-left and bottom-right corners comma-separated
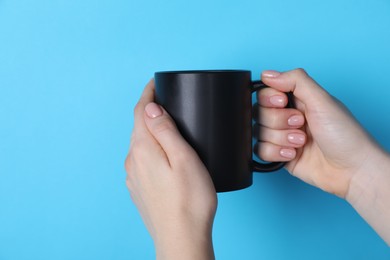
(155, 70, 253, 192)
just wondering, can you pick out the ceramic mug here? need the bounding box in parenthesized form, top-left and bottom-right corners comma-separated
(154, 70, 294, 192)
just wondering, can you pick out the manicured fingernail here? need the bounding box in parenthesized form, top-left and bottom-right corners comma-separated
(280, 148, 296, 159)
(270, 95, 286, 107)
(145, 102, 163, 118)
(287, 133, 306, 145)
(262, 70, 281, 78)
(288, 115, 304, 126)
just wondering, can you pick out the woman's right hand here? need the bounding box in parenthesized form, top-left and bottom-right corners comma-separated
(255, 68, 386, 198)
(255, 69, 390, 244)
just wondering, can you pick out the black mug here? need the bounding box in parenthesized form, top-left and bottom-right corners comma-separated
(154, 70, 294, 192)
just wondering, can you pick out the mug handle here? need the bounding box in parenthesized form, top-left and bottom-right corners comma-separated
(251, 80, 295, 172)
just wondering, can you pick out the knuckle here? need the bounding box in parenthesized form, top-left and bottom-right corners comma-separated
(256, 142, 273, 161)
(125, 139, 143, 161)
(130, 132, 136, 146)
(133, 101, 144, 115)
(129, 139, 148, 161)
(269, 109, 282, 128)
(125, 176, 133, 190)
(124, 160, 135, 192)
(152, 119, 176, 135)
(261, 126, 277, 143)
(124, 155, 132, 171)
(294, 68, 308, 77)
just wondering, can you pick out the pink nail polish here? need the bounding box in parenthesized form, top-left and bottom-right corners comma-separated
(280, 148, 296, 159)
(270, 95, 286, 107)
(287, 133, 305, 145)
(145, 102, 163, 118)
(262, 70, 281, 78)
(288, 115, 304, 126)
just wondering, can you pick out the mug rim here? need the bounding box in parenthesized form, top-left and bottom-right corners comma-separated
(155, 69, 251, 74)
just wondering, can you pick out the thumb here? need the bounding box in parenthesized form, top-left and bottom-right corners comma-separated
(261, 69, 332, 108)
(143, 102, 192, 159)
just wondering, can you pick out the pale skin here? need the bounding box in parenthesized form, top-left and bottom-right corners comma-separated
(125, 69, 390, 259)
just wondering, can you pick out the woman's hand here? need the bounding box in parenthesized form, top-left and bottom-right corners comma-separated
(125, 80, 217, 260)
(255, 69, 390, 244)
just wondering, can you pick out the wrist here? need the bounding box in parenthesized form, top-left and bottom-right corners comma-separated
(346, 147, 390, 244)
(154, 220, 215, 260)
(346, 147, 390, 204)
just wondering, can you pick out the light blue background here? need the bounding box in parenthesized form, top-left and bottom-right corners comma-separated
(0, 0, 389, 259)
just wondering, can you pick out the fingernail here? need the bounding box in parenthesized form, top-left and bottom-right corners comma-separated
(287, 133, 306, 145)
(280, 148, 296, 159)
(288, 115, 304, 126)
(145, 102, 163, 118)
(270, 95, 286, 107)
(262, 70, 281, 78)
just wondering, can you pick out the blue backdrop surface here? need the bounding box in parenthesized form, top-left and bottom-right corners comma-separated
(0, 0, 389, 259)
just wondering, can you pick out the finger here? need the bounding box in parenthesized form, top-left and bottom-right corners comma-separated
(257, 87, 288, 108)
(253, 104, 305, 129)
(133, 79, 155, 136)
(261, 69, 332, 108)
(144, 102, 195, 163)
(255, 142, 297, 162)
(254, 125, 306, 148)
